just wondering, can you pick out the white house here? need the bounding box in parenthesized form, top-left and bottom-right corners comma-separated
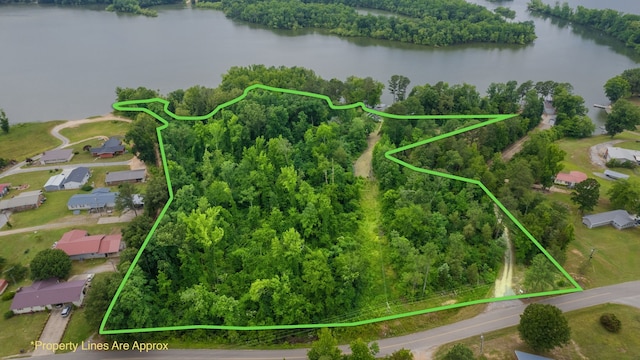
(62, 167, 91, 190)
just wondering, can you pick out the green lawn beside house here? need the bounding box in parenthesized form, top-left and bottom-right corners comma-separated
(0, 121, 63, 162)
(0, 298, 50, 358)
(434, 304, 640, 360)
(58, 120, 130, 144)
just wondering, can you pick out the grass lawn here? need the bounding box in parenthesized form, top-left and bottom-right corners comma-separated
(58, 120, 130, 144)
(615, 140, 640, 151)
(70, 258, 108, 276)
(543, 192, 640, 290)
(545, 131, 640, 290)
(0, 169, 63, 191)
(0, 298, 49, 358)
(9, 190, 84, 229)
(434, 303, 640, 360)
(0, 121, 63, 161)
(59, 307, 94, 349)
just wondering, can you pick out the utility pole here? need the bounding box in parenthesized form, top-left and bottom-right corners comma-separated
(589, 248, 596, 261)
(480, 333, 484, 354)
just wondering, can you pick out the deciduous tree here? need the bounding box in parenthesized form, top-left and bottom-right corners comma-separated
(30, 249, 72, 281)
(604, 75, 631, 102)
(605, 99, 640, 138)
(0, 108, 9, 134)
(570, 178, 600, 214)
(518, 303, 570, 352)
(115, 183, 139, 216)
(307, 328, 342, 360)
(443, 344, 475, 360)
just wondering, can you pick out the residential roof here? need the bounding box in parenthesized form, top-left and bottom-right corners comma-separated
(98, 234, 123, 254)
(0, 183, 10, 192)
(67, 189, 117, 209)
(63, 167, 90, 185)
(40, 149, 73, 162)
(0, 279, 8, 295)
(91, 137, 125, 155)
(555, 171, 587, 184)
(515, 351, 553, 360)
(54, 230, 122, 256)
(105, 169, 146, 184)
(44, 174, 66, 188)
(0, 190, 42, 211)
(604, 169, 630, 179)
(606, 147, 640, 162)
(10, 278, 87, 310)
(582, 210, 636, 228)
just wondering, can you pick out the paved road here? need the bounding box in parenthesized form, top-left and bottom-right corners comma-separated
(0, 161, 132, 179)
(32, 281, 640, 360)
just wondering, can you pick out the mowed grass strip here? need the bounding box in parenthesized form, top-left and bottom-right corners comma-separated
(434, 304, 640, 360)
(59, 120, 130, 144)
(0, 121, 64, 161)
(0, 299, 49, 358)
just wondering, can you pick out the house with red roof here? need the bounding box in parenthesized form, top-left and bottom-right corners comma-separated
(10, 278, 87, 314)
(554, 171, 587, 188)
(0, 279, 8, 295)
(0, 183, 10, 198)
(53, 229, 124, 261)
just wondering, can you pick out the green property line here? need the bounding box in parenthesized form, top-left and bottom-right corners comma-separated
(101, 83, 582, 335)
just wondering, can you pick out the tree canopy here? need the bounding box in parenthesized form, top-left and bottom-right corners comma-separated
(518, 303, 571, 352)
(0, 108, 9, 134)
(605, 99, 640, 138)
(570, 178, 600, 214)
(30, 249, 72, 281)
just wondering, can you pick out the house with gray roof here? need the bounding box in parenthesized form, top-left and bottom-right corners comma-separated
(10, 278, 88, 314)
(582, 210, 637, 230)
(67, 188, 117, 212)
(0, 190, 44, 212)
(62, 167, 91, 190)
(105, 169, 146, 186)
(604, 169, 630, 180)
(515, 351, 553, 360)
(44, 174, 66, 192)
(91, 137, 125, 158)
(40, 149, 74, 165)
(605, 147, 640, 165)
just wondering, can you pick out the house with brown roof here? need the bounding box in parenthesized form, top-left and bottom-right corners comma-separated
(0, 183, 10, 198)
(0, 190, 44, 212)
(10, 278, 87, 314)
(40, 149, 74, 165)
(53, 229, 124, 260)
(554, 171, 587, 188)
(105, 169, 146, 186)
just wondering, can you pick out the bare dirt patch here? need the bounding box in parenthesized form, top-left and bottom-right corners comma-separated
(354, 123, 382, 178)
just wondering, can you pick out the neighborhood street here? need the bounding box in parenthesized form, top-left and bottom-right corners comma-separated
(33, 281, 640, 360)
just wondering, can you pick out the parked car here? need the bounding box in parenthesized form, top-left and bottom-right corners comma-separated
(61, 305, 72, 317)
(87, 273, 95, 282)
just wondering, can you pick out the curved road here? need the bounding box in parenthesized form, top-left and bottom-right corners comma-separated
(34, 281, 640, 360)
(0, 114, 132, 179)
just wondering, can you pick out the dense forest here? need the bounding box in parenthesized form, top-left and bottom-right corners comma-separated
(210, 0, 537, 46)
(527, 0, 640, 54)
(85, 66, 580, 344)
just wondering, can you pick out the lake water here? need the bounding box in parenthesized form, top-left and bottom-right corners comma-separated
(0, 0, 639, 130)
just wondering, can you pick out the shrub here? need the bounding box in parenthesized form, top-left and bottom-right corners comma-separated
(600, 313, 622, 333)
(606, 159, 637, 169)
(81, 184, 93, 192)
(1, 291, 15, 301)
(3, 310, 14, 320)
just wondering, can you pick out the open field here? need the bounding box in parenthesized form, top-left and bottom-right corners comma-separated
(59, 120, 130, 144)
(616, 140, 640, 151)
(9, 190, 84, 229)
(0, 299, 50, 358)
(0, 121, 63, 161)
(0, 169, 63, 193)
(434, 303, 640, 360)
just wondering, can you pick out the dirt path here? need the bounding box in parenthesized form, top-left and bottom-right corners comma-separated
(589, 139, 624, 168)
(501, 113, 553, 162)
(493, 207, 515, 299)
(50, 113, 132, 148)
(354, 122, 383, 178)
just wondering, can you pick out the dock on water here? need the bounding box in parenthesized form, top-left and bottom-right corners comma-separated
(594, 104, 612, 114)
